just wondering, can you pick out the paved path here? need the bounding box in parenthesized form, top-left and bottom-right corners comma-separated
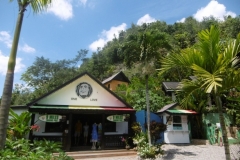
(81, 144, 240, 160)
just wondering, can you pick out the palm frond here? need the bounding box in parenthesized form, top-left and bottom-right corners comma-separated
(191, 64, 223, 93)
(30, 0, 52, 13)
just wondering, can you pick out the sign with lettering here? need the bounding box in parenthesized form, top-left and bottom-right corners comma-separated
(107, 115, 126, 122)
(39, 114, 62, 123)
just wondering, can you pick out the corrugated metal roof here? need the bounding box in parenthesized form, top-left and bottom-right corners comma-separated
(166, 109, 197, 114)
(156, 103, 198, 115)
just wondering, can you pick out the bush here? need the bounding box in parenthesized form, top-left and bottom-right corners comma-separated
(137, 142, 164, 159)
(133, 132, 164, 159)
(0, 138, 73, 160)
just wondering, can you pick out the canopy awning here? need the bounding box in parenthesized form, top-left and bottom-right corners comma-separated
(166, 109, 197, 114)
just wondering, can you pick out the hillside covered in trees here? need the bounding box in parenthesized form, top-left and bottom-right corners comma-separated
(8, 15, 240, 113)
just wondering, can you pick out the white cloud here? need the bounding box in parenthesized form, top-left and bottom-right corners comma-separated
(47, 0, 73, 20)
(19, 44, 36, 53)
(177, 18, 186, 23)
(89, 23, 127, 52)
(0, 31, 35, 54)
(0, 50, 25, 75)
(137, 14, 157, 25)
(0, 31, 12, 48)
(193, 0, 236, 21)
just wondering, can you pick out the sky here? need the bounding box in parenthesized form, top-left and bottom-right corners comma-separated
(0, 0, 239, 96)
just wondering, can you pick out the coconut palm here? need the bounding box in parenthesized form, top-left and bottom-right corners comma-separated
(0, 0, 52, 149)
(158, 25, 240, 160)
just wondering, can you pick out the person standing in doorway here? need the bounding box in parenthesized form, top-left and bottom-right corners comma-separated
(74, 120, 82, 145)
(83, 122, 89, 145)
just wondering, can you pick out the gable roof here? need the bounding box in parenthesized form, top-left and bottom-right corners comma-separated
(162, 82, 180, 92)
(27, 72, 132, 109)
(102, 71, 130, 84)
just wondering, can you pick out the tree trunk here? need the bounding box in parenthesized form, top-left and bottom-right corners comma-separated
(216, 95, 231, 160)
(0, 8, 24, 149)
(145, 74, 151, 146)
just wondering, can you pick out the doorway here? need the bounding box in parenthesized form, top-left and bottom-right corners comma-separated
(71, 114, 102, 148)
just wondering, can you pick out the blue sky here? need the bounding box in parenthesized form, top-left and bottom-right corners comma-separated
(0, 0, 239, 96)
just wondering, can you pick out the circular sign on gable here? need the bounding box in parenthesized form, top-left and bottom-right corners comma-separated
(76, 82, 93, 99)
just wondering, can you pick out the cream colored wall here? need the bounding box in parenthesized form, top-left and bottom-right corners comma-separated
(37, 75, 127, 107)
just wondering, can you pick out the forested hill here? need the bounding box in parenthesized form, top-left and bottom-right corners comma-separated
(10, 15, 240, 106)
(78, 15, 240, 80)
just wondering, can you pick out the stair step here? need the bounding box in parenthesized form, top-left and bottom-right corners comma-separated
(64, 149, 137, 159)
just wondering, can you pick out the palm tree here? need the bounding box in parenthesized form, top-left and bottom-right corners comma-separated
(121, 23, 171, 146)
(158, 25, 240, 160)
(0, 0, 52, 149)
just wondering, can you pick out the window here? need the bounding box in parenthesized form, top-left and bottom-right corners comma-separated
(45, 122, 65, 132)
(108, 84, 110, 89)
(104, 121, 116, 132)
(172, 116, 182, 130)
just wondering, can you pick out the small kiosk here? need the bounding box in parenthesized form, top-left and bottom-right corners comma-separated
(156, 103, 197, 143)
(27, 72, 135, 151)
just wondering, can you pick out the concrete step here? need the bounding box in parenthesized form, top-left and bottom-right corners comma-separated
(65, 149, 137, 159)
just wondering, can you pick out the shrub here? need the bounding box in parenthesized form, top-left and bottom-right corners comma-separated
(0, 138, 73, 160)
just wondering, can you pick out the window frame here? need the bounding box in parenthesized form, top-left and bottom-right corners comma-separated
(172, 115, 182, 130)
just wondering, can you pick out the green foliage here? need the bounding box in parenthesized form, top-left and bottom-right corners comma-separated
(115, 76, 172, 112)
(33, 139, 62, 153)
(131, 122, 142, 134)
(11, 84, 33, 105)
(0, 138, 73, 160)
(8, 108, 31, 139)
(137, 142, 164, 159)
(21, 50, 87, 99)
(132, 121, 166, 146)
(132, 132, 164, 159)
(132, 131, 148, 147)
(225, 89, 240, 126)
(159, 25, 240, 160)
(13, 15, 240, 108)
(2, 109, 73, 159)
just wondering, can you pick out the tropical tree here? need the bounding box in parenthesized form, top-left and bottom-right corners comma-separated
(120, 23, 171, 146)
(158, 25, 240, 160)
(21, 50, 87, 99)
(115, 76, 172, 112)
(0, 0, 52, 149)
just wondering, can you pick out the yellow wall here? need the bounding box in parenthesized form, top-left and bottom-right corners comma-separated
(104, 80, 128, 91)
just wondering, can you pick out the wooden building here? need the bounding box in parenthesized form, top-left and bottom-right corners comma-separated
(27, 72, 135, 151)
(102, 71, 130, 91)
